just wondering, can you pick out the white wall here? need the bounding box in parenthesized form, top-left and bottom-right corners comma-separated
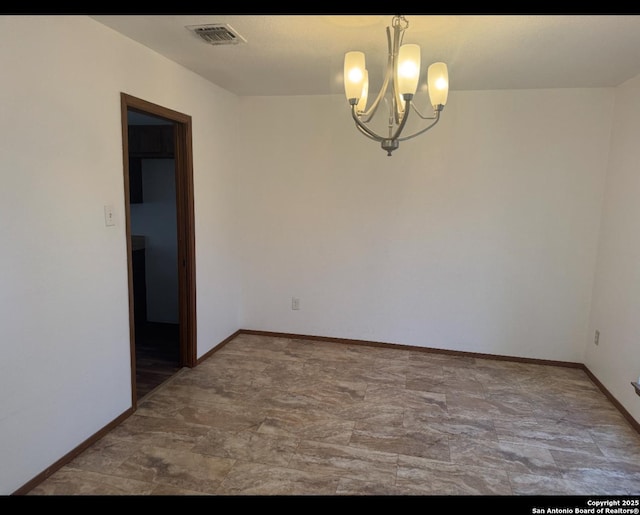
(0, 15, 240, 494)
(586, 73, 640, 423)
(238, 89, 614, 363)
(130, 159, 179, 324)
(0, 13, 635, 496)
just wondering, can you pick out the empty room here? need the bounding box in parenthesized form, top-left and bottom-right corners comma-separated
(2, 14, 640, 499)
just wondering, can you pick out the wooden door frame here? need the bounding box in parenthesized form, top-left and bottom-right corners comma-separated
(120, 93, 197, 409)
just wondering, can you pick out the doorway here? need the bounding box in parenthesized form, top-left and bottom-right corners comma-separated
(120, 93, 197, 408)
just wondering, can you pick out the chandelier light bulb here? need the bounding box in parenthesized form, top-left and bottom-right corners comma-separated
(349, 68, 364, 83)
(428, 62, 449, 107)
(398, 61, 419, 80)
(397, 44, 421, 96)
(344, 51, 366, 101)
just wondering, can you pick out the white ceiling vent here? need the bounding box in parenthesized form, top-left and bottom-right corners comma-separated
(186, 24, 247, 46)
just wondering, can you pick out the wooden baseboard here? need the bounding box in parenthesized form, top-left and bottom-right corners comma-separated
(196, 329, 241, 365)
(14, 329, 241, 495)
(582, 365, 640, 433)
(12, 407, 134, 495)
(240, 329, 639, 432)
(239, 329, 584, 368)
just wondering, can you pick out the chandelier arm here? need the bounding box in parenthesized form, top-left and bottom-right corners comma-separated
(351, 104, 384, 141)
(392, 17, 407, 124)
(397, 109, 441, 142)
(359, 27, 394, 123)
(355, 121, 381, 141)
(389, 97, 412, 141)
(410, 102, 438, 120)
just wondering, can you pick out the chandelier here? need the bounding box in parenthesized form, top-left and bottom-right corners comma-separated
(343, 15, 449, 156)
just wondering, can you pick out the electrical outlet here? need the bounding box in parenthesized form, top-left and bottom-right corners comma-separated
(292, 297, 300, 310)
(594, 330, 600, 345)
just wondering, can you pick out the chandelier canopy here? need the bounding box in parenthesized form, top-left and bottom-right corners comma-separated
(343, 15, 449, 156)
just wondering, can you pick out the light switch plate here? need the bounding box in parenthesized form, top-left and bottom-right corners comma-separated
(104, 205, 115, 227)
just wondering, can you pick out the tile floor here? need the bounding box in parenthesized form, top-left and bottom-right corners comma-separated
(27, 334, 640, 496)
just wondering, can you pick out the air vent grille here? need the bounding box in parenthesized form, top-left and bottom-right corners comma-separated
(187, 24, 246, 46)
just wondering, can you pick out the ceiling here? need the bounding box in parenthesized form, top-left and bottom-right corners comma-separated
(91, 14, 640, 97)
